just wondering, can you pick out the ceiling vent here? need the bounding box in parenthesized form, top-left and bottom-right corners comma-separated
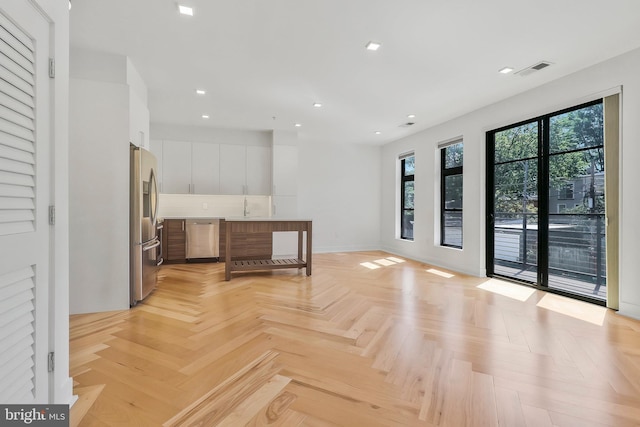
(399, 122, 415, 128)
(515, 61, 553, 77)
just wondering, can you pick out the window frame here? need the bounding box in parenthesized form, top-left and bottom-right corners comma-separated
(557, 182, 575, 200)
(485, 98, 608, 306)
(440, 142, 463, 248)
(400, 154, 415, 241)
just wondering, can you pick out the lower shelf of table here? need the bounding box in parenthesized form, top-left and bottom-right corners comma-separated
(230, 258, 307, 271)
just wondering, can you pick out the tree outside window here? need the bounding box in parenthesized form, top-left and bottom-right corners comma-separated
(400, 155, 415, 240)
(441, 142, 463, 248)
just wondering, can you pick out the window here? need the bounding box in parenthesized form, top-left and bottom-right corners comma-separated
(558, 182, 574, 200)
(441, 142, 463, 248)
(400, 154, 415, 240)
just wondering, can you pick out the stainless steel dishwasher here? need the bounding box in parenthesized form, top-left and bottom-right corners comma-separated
(185, 219, 220, 259)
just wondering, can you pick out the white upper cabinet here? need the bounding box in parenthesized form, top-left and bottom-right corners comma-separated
(153, 139, 271, 195)
(219, 144, 271, 195)
(246, 145, 271, 195)
(192, 142, 220, 194)
(219, 144, 247, 195)
(161, 140, 192, 194)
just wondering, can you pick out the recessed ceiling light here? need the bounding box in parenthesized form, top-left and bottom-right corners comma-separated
(407, 114, 416, 119)
(365, 41, 381, 51)
(294, 123, 302, 127)
(375, 131, 381, 135)
(178, 5, 193, 16)
(499, 67, 514, 74)
(313, 102, 322, 108)
(201, 114, 209, 119)
(195, 89, 206, 95)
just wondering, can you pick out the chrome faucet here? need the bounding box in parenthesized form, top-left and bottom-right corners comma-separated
(243, 197, 249, 217)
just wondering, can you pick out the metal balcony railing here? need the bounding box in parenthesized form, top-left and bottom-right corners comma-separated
(494, 212, 606, 299)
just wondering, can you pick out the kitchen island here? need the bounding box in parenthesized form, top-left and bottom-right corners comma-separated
(224, 218, 312, 280)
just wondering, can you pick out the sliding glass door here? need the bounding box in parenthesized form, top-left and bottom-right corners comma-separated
(487, 100, 606, 303)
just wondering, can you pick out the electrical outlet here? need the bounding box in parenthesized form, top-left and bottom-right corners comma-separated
(202, 203, 208, 209)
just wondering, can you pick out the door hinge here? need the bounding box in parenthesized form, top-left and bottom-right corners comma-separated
(49, 206, 55, 225)
(48, 352, 55, 372)
(49, 58, 55, 78)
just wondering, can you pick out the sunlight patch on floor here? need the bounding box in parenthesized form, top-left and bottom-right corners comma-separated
(426, 268, 455, 279)
(537, 293, 607, 326)
(477, 278, 535, 302)
(360, 257, 407, 270)
(360, 262, 381, 270)
(375, 258, 397, 267)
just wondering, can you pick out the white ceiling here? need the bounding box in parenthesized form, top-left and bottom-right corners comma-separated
(69, 0, 640, 145)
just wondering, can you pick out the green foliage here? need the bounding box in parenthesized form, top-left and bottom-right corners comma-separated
(495, 121, 538, 163)
(403, 156, 415, 176)
(402, 156, 415, 209)
(444, 143, 463, 169)
(493, 103, 604, 214)
(443, 143, 463, 209)
(444, 174, 462, 208)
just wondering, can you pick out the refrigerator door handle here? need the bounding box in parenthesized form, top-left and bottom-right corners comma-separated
(149, 168, 159, 227)
(143, 239, 161, 251)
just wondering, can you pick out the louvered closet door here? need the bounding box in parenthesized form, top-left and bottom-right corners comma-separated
(0, 1, 51, 404)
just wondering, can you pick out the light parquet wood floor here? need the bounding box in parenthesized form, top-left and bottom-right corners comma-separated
(70, 251, 640, 426)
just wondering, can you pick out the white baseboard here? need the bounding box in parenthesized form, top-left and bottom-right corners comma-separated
(313, 245, 382, 254)
(618, 302, 640, 321)
(379, 245, 485, 277)
(55, 377, 76, 405)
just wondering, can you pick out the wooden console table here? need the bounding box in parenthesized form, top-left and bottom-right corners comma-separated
(224, 219, 312, 280)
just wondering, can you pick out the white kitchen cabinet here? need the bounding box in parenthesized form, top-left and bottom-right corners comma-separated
(273, 145, 298, 196)
(219, 144, 247, 194)
(246, 145, 271, 195)
(192, 142, 220, 194)
(220, 145, 271, 195)
(162, 140, 192, 194)
(155, 140, 270, 195)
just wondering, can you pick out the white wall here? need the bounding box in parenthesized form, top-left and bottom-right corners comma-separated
(271, 130, 299, 257)
(69, 79, 130, 314)
(71, 49, 149, 149)
(127, 58, 149, 149)
(381, 47, 640, 319)
(67, 48, 127, 83)
(69, 51, 151, 314)
(299, 139, 381, 253)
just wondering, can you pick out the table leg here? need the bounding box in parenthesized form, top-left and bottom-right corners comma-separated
(306, 221, 312, 276)
(225, 223, 232, 281)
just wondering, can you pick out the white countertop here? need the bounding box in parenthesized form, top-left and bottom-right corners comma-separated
(160, 216, 311, 221)
(223, 217, 312, 222)
(160, 216, 223, 220)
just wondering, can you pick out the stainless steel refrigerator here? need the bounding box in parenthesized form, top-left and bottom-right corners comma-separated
(130, 144, 161, 306)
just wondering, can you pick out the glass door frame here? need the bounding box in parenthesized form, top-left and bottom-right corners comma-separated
(486, 99, 606, 306)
